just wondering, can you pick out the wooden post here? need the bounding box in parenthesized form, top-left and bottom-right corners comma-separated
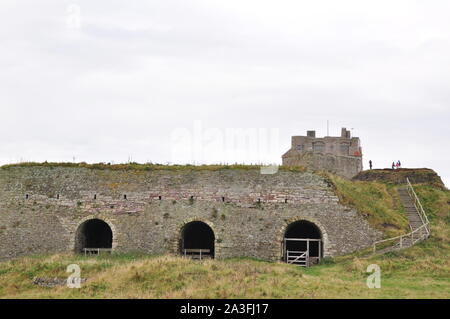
(306, 240, 310, 267)
(318, 241, 321, 261)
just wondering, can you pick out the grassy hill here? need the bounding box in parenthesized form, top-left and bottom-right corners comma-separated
(0, 171, 448, 299)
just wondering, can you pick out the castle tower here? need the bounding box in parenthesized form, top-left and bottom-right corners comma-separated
(282, 128, 363, 178)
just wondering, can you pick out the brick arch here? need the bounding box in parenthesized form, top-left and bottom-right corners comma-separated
(276, 216, 330, 260)
(174, 217, 217, 257)
(73, 215, 117, 252)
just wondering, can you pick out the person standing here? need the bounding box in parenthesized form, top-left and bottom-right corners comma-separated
(396, 161, 400, 169)
(398, 160, 401, 168)
(369, 160, 373, 170)
(392, 162, 395, 170)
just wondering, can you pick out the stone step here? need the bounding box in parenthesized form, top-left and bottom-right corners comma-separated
(373, 187, 429, 256)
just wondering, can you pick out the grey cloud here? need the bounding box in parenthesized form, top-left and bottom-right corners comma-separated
(0, 0, 449, 187)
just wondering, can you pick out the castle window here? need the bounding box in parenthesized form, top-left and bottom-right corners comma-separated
(296, 144, 304, 151)
(340, 143, 350, 155)
(313, 142, 325, 153)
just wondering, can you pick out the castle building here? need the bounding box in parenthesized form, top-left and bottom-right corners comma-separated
(282, 128, 363, 179)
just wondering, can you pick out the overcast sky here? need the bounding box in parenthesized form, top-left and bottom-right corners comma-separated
(1, 1, 449, 187)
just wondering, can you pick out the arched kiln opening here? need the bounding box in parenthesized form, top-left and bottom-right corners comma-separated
(75, 219, 113, 255)
(283, 220, 322, 267)
(180, 221, 215, 260)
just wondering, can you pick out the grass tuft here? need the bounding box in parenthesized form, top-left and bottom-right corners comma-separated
(323, 172, 410, 237)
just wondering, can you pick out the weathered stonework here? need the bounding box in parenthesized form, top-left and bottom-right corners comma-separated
(282, 128, 363, 179)
(0, 166, 382, 261)
(353, 168, 445, 188)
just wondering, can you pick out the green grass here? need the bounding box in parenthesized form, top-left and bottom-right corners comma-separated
(0, 181, 447, 299)
(0, 169, 447, 299)
(0, 162, 307, 173)
(414, 184, 450, 222)
(323, 173, 410, 238)
(0, 240, 448, 299)
(413, 185, 450, 249)
(353, 168, 446, 189)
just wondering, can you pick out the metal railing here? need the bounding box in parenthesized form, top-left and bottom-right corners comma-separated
(83, 248, 112, 256)
(372, 178, 430, 253)
(406, 177, 430, 236)
(183, 249, 211, 260)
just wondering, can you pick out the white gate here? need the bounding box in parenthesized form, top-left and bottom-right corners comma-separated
(286, 250, 309, 266)
(283, 238, 322, 267)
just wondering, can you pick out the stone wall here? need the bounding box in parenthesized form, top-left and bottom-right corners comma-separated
(0, 166, 382, 261)
(282, 129, 363, 179)
(282, 152, 363, 179)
